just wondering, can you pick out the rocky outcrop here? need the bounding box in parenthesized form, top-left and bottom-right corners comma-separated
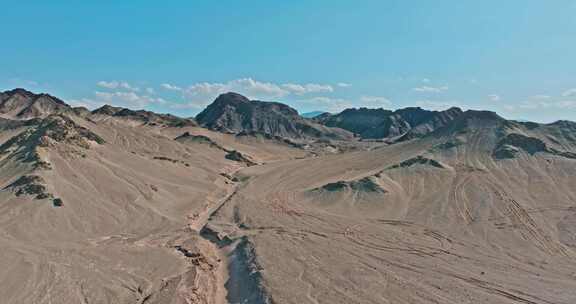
(3, 175, 52, 199)
(493, 132, 576, 160)
(196, 92, 352, 140)
(35, 115, 105, 148)
(387, 156, 445, 170)
(313, 176, 387, 194)
(3, 175, 64, 206)
(0, 114, 105, 169)
(225, 150, 257, 166)
(493, 133, 547, 159)
(175, 132, 224, 149)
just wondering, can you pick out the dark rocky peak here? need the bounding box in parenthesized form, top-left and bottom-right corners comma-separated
(92, 104, 124, 116)
(210, 92, 251, 107)
(338, 107, 394, 116)
(200, 92, 299, 119)
(547, 120, 576, 131)
(394, 107, 433, 125)
(1, 88, 71, 119)
(3, 88, 37, 99)
(316, 106, 463, 140)
(437, 110, 505, 134)
(196, 92, 351, 140)
(460, 110, 504, 122)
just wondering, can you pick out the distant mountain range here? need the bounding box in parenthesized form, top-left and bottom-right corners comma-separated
(300, 111, 328, 118)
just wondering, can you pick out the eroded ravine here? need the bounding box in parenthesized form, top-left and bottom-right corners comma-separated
(189, 165, 271, 304)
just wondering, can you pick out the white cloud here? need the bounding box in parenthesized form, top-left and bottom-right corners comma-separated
(422, 78, 430, 83)
(562, 88, 576, 97)
(167, 78, 336, 99)
(415, 100, 462, 110)
(412, 86, 449, 93)
(97, 81, 139, 91)
(159, 78, 339, 110)
(359, 96, 392, 108)
(230, 78, 288, 97)
(530, 94, 551, 100)
(161, 83, 183, 91)
(488, 94, 501, 102)
(504, 97, 576, 111)
(145, 87, 156, 94)
(337, 82, 352, 88)
(282, 83, 334, 95)
(296, 96, 353, 113)
(94, 91, 167, 108)
(67, 98, 106, 109)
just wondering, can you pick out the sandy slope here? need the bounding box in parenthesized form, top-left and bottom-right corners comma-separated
(0, 116, 305, 304)
(3, 111, 576, 303)
(206, 127, 576, 303)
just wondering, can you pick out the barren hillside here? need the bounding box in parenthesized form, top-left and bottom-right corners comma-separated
(1, 89, 576, 303)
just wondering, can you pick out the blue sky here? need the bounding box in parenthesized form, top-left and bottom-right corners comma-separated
(2, 1, 576, 122)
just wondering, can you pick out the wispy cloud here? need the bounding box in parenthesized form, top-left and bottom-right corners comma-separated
(412, 86, 449, 93)
(530, 94, 551, 100)
(161, 83, 183, 91)
(295, 96, 352, 113)
(359, 96, 392, 108)
(488, 94, 501, 102)
(94, 91, 167, 108)
(505, 99, 576, 111)
(337, 82, 352, 88)
(281, 83, 333, 95)
(97, 81, 140, 91)
(69, 90, 169, 110)
(161, 77, 340, 109)
(562, 88, 576, 97)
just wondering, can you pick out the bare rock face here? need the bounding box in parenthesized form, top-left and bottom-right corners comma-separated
(0, 88, 71, 119)
(196, 92, 352, 140)
(314, 106, 463, 139)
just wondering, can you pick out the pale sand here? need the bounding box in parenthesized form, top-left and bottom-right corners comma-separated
(2, 115, 576, 303)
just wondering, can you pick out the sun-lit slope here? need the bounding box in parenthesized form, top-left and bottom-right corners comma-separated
(0, 110, 308, 304)
(207, 110, 576, 303)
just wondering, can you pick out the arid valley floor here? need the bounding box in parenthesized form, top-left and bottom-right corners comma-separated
(2, 89, 576, 303)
